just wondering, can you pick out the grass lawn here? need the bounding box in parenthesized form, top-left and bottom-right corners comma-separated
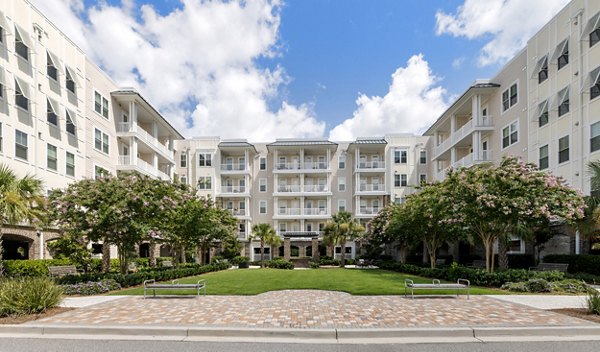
(113, 268, 504, 296)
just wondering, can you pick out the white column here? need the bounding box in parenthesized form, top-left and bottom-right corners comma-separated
(472, 95, 480, 125)
(450, 114, 456, 133)
(244, 150, 249, 171)
(575, 230, 580, 255)
(434, 131, 440, 147)
(472, 131, 481, 161)
(131, 137, 138, 164)
(450, 147, 457, 164)
(38, 231, 44, 259)
(151, 122, 158, 138)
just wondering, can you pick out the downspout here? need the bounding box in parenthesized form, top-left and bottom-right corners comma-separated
(576, 9, 584, 255)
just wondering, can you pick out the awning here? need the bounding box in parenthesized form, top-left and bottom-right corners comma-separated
(583, 66, 600, 92)
(65, 66, 81, 90)
(14, 24, 33, 50)
(550, 38, 568, 63)
(550, 87, 569, 110)
(583, 11, 600, 39)
(46, 50, 65, 75)
(47, 97, 59, 114)
(533, 99, 548, 120)
(0, 11, 10, 36)
(14, 76, 31, 100)
(530, 54, 548, 79)
(0, 66, 5, 86)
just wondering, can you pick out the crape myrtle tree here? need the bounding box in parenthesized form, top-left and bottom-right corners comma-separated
(365, 204, 416, 263)
(0, 164, 45, 276)
(322, 211, 365, 267)
(445, 156, 585, 272)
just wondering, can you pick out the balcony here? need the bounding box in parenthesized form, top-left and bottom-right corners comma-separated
(303, 208, 329, 216)
(356, 161, 385, 172)
(304, 184, 329, 193)
(432, 116, 494, 159)
(435, 150, 493, 181)
(277, 208, 302, 216)
(220, 163, 247, 173)
(276, 184, 302, 193)
(226, 209, 247, 216)
(117, 156, 170, 180)
(219, 186, 248, 195)
(357, 207, 381, 216)
(275, 162, 329, 173)
(116, 123, 174, 162)
(358, 184, 385, 192)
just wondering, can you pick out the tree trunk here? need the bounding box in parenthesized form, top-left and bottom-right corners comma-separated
(102, 241, 111, 273)
(491, 243, 496, 273)
(118, 244, 128, 275)
(149, 242, 157, 268)
(422, 243, 429, 265)
(0, 231, 5, 277)
(180, 245, 186, 264)
(483, 237, 492, 272)
(498, 238, 509, 270)
(260, 240, 265, 268)
(340, 241, 346, 268)
(399, 245, 407, 264)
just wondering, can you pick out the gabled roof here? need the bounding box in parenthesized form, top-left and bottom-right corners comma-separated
(350, 138, 387, 145)
(218, 140, 258, 154)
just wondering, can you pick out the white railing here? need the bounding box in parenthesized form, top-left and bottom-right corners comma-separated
(117, 123, 174, 160)
(278, 208, 302, 216)
(303, 161, 329, 170)
(276, 161, 329, 171)
(304, 208, 328, 216)
(277, 185, 302, 192)
(226, 209, 246, 216)
(358, 184, 385, 192)
(433, 117, 494, 159)
(118, 156, 170, 181)
(358, 207, 380, 215)
(220, 186, 247, 194)
(433, 137, 452, 158)
(451, 153, 474, 169)
(479, 150, 493, 161)
(220, 164, 246, 171)
(304, 184, 328, 192)
(357, 161, 385, 169)
(276, 161, 302, 170)
(237, 232, 246, 239)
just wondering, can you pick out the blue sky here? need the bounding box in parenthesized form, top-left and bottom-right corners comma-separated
(33, 0, 570, 141)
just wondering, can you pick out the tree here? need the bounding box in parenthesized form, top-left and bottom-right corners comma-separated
(445, 156, 585, 272)
(364, 204, 416, 263)
(251, 223, 280, 267)
(322, 211, 365, 267)
(0, 164, 44, 276)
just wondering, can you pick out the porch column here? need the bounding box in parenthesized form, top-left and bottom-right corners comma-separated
(450, 114, 456, 133)
(38, 231, 44, 259)
(312, 237, 320, 261)
(472, 131, 481, 161)
(284, 238, 291, 260)
(472, 94, 480, 125)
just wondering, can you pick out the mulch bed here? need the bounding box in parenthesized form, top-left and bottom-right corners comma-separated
(550, 308, 600, 324)
(0, 307, 73, 325)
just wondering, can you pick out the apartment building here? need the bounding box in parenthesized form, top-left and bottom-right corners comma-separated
(174, 135, 428, 261)
(0, 0, 181, 261)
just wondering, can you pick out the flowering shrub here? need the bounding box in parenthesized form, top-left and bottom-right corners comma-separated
(62, 279, 121, 296)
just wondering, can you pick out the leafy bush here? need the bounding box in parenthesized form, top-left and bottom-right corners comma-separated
(501, 282, 528, 292)
(230, 256, 250, 265)
(568, 272, 600, 285)
(588, 291, 600, 315)
(265, 258, 294, 270)
(2, 259, 73, 277)
(319, 257, 340, 266)
(62, 279, 121, 295)
(525, 278, 552, 293)
(309, 261, 320, 269)
(549, 279, 593, 294)
(0, 277, 63, 316)
(543, 255, 600, 276)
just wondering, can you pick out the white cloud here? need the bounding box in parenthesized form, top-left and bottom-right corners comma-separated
(329, 54, 448, 141)
(30, 0, 325, 141)
(435, 0, 570, 66)
(451, 57, 465, 70)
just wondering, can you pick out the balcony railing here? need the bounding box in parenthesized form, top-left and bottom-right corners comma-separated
(237, 231, 246, 239)
(358, 207, 380, 215)
(277, 185, 302, 193)
(276, 162, 329, 171)
(278, 208, 302, 216)
(118, 156, 170, 180)
(220, 186, 247, 194)
(433, 116, 493, 158)
(358, 184, 385, 192)
(116, 123, 174, 160)
(304, 208, 328, 216)
(226, 209, 246, 216)
(304, 184, 328, 192)
(220, 164, 246, 171)
(357, 161, 385, 169)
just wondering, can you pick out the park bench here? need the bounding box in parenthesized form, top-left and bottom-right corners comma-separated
(529, 263, 569, 273)
(161, 260, 173, 268)
(404, 278, 470, 300)
(48, 265, 83, 278)
(143, 279, 206, 299)
(357, 259, 374, 268)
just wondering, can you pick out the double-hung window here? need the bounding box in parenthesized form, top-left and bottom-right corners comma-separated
(94, 128, 109, 154)
(197, 176, 212, 190)
(394, 174, 401, 187)
(259, 157, 266, 170)
(558, 135, 569, 164)
(539, 145, 549, 170)
(15, 130, 28, 160)
(338, 154, 346, 169)
(338, 177, 346, 192)
(591, 121, 600, 153)
(502, 122, 518, 149)
(47, 144, 57, 171)
(400, 174, 408, 187)
(419, 150, 427, 164)
(198, 153, 212, 166)
(259, 178, 267, 192)
(66, 152, 75, 177)
(94, 91, 109, 118)
(502, 83, 518, 111)
(180, 153, 187, 168)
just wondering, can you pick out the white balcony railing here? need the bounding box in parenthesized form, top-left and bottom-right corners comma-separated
(220, 186, 247, 194)
(358, 184, 385, 192)
(276, 162, 329, 171)
(220, 164, 246, 171)
(278, 208, 302, 216)
(303, 161, 328, 170)
(358, 207, 380, 215)
(117, 123, 174, 160)
(304, 184, 328, 192)
(433, 116, 493, 159)
(226, 209, 246, 216)
(277, 185, 302, 193)
(118, 156, 170, 180)
(304, 208, 328, 216)
(357, 161, 385, 169)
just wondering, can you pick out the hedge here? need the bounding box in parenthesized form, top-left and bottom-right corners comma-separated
(56, 262, 230, 288)
(378, 261, 565, 288)
(543, 255, 600, 276)
(2, 259, 73, 277)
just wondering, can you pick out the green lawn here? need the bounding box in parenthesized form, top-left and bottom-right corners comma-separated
(114, 268, 504, 296)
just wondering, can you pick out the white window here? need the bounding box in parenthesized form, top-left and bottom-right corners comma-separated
(180, 176, 187, 184)
(539, 145, 549, 170)
(338, 199, 346, 212)
(180, 153, 187, 168)
(400, 174, 407, 187)
(197, 176, 212, 190)
(338, 154, 346, 169)
(394, 149, 407, 164)
(47, 144, 57, 171)
(259, 178, 267, 192)
(502, 83, 518, 112)
(279, 222, 287, 233)
(419, 150, 427, 164)
(66, 152, 75, 177)
(94, 91, 109, 119)
(198, 153, 212, 167)
(260, 157, 266, 170)
(259, 200, 267, 214)
(394, 174, 400, 187)
(94, 128, 109, 154)
(338, 177, 346, 192)
(65, 67, 76, 95)
(14, 26, 29, 61)
(591, 121, 600, 153)
(502, 121, 518, 149)
(558, 135, 569, 164)
(15, 130, 27, 160)
(47, 52, 58, 81)
(419, 174, 427, 184)
(94, 165, 109, 179)
(46, 99, 58, 126)
(66, 110, 76, 135)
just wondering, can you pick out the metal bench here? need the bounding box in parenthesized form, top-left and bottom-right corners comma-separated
(161, 260, 173, 268)
(143, 279, 206, 299)
(404, 278, 470, 300)
(529, 263, 569, 273)
(357, 259, 373, 268)
(48, 265, 83, 277)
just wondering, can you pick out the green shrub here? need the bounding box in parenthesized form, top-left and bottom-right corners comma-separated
(525, 278, 552, 293)
(266, 258, 294, 270)
(2, 259, 73, 277)
(309, 261, 320, 269)
(543, 255, 600, 276)
(62, 279, 121, 295)
(501, 282, 528, 292)
(568, 272, 600, 285)
(0, 277, 63, 316)
(549, 279, 593, 294)
(588, 290, 600, 315)
(230, 256, 250, 265)
(319, 257, 340, 266)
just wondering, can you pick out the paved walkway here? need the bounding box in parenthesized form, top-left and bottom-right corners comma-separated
(36, 291, 594, 329)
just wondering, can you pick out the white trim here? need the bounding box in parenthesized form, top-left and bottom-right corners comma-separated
(501, 80, 519, 114)
(501, 119, 519, 150)
(259, 178, 267, 192)
(259, 200, 267, 214)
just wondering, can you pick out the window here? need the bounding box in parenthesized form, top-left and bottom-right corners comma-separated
(14, 26, 28, 61)
(394, 174, 400, 187)
(14, 79, 28, 111)
(591, 122, 600, 153)
(65, 68, 76, 95)
(94, 165, 109, 179)
(338, 154, 346, 169)
(259, 178, 267, 192)
(502, 83, 518, 111)
(557, 87, 569, 117)
(0, 26, 3, 44)
(538, 56, 548, 84)
(197, 176, 212, 190)
(419, 150, 427, 164)
(400, 150, 407, 164)
(401, 174, 407, 187)
(419, 174, 427, 184)
(46, 144, 57, 171)
(180, 153, 187, 168)
(47, 99, 58, 126)
(279, 223, 287, 233)
(259, 157, 266, 170)
(47, 52, 58, 80)
(338, 199, 346, 212)
(590, 67, 600, 100)
(590, 13, 600, 48)
(557, 39, 568, 70)
(94, 91, 109, 118)
(558, 135, 569, 164)
(180, 176, 187, 184)
(502, 121, 518, 149)
(66, 152, 75, 177)
(259, 200, 267, 214)
(394, 149, 407, 164)
(538, 100, 549, 127)
(198, 153, 212, 166)
(65, 110, 76, 135)
(338, 177, 346, 192)
(539, 145, 549, 170)
(0, 123, 2, 152)
(15, 130, 27, 160)
(94, 128, 109, 154)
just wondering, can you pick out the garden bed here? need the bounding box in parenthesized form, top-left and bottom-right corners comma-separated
(550, 308, 600, 324)
(0, 307, 72, 325)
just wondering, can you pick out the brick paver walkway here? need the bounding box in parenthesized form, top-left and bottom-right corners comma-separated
(32, 290, 593, 328)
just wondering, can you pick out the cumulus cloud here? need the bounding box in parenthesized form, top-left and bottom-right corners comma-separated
(30, 0, 325, 141)
(329, 54, 448, 141)
(435, 0, 570, 66)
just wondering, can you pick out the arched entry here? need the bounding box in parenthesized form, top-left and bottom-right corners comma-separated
(1, 234, 33, 260)
(139, 243, 150, 258)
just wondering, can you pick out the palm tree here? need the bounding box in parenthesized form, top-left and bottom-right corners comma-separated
(578, 160, 600, 250)
(322, 211, 365, 267)
(0, 164, 44, 275)
(251, 223, 281, 268)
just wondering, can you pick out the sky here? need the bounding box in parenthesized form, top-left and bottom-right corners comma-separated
(29, 0, 572, 142)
